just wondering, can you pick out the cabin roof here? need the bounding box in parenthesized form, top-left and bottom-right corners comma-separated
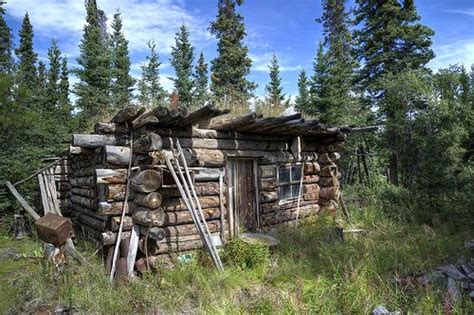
(141, 104, 357, 138)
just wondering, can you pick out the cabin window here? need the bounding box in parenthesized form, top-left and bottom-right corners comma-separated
(278, 163, 303, 201)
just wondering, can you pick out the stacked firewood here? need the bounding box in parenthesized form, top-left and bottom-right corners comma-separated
(68, 105, 228, 268)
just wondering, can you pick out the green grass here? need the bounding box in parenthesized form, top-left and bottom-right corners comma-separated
(1, 199, 473, 313)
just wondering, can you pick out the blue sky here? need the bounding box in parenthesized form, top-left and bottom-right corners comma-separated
(4, 0, 474, 99)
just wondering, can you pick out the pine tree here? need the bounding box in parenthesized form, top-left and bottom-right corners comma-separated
(209, 0, 255, 106)
(110, 10, 134, 108)
(0, 2, 13, 73)
(74, 0, 111, 128)
(308, 43, 331, 119)
(295, 70, 310, 113)
(46, 40, 61, 111)
(138, 41, 167, 107)
(354, 0, 435, 185)
(316, 0, 357, 124)
(15, 13, 37, 89)
(170, 24, 195, 107)
(192, 52, 209, 109)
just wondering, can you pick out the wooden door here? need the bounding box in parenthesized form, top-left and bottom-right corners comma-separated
(227, 159, 256, 234)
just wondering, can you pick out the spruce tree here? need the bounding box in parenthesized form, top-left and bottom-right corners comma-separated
(354, 0, 434, 94)
(110, 10, 134, 108)
(308, 43, 331, 119)
(46, 40, 61, 111)
(138, 41, 167, 107)
(295, 70, 310, 113)
(265, 54, 284, 105)
(74, 0, 111, 128)
(15, 13, 37, 89)
(58, 57, 73, 120)
(0, 2, 13, 73)
(354, 0, 435, 184)
(316, 0, 357, 123)
(170, 24, 195, 107)
(192, 52, 209, 109)
(209, 0, 255, 106)
(258, 54, 288, 116)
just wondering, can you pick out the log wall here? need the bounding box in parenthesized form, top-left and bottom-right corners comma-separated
(63, 108, 344, 271)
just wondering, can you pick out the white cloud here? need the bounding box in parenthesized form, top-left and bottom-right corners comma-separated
(5, 0, 213, 57)
(445, 9, 474, 17)
(429, 39, 474, 70)
(250, 52, 302, 72)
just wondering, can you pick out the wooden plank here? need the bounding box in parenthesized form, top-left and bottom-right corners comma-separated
(127, 225, 140, 276)
(38, 173, 51, 214)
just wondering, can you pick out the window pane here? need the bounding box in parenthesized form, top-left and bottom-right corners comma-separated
(291, 184, 301, 198)
(279, 184, 292, 200)
(291, 164, 302, 182)
(279, 166, 290, 183)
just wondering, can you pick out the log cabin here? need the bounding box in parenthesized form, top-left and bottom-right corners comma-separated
(61, 104, 353, 268)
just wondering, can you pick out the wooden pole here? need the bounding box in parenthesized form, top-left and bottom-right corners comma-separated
(110, 133, 134, 283)
(5, 181, 41, 221)
(14, 156, 66, 187)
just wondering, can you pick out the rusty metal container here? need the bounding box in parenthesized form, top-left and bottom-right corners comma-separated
(35, 213, 73, 246)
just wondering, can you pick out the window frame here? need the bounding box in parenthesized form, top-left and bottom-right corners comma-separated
(277, 162, 303, 204)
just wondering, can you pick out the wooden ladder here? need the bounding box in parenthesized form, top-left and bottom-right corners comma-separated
(164, 139, 224, 271)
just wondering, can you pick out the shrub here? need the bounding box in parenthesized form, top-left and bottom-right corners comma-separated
(221, 238, 270, 270)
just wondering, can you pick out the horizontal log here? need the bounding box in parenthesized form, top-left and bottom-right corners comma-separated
(262, 204, 319, 226)
(162, 207, 220, 226)
(71, 194, 97, 209)
(57, 191, 72, 199)
(110, 216, 133, 232)
(303, 184, 320, 201)
(69, 146, 94, 156)
(103, 145, 130, 166)
(97, 184, 126, 202)
(72, 134, 125, 148)
(161, 196, 222, 212)
(96, 169, 128, 184)
(260, 199, 316, 214)
(72, 167, 96, 177)
(133, 132, 162, 154)
(208, 112, 261, 131)
(139, 226, 165, 241)
(94, 122, 128, 134)
(112, 105, 145, 123)
(151, 127, 291, 142)
(320, 164, 338, 177)
(162, 220, 221, 238)
(304, 162, 320, 175)
(101, 231, 131, 245)
(303, 175, 320, 184)
(70, 176, 94, 188)
(259, 178, 277, 191)
(159, 181, 222, 198)
(130, 169, 162, 193)
(319, 186, 340, 200)
(132, 208, 165, 226)
(192, 168, 221, 181)
(97, 201, 131, 216)
(78, 213, 107, 232)
(259, 191, 278, 203)
(161, 137, 289, 151)
(71, 203, 104, 221)
(319, 177, 339, 187)
(153, 238, 204, 254)
(133, 192, 162, 209)
(130, 108, 159, 129)
(71, 187, 95, 198)
(259, 165, 276, 178)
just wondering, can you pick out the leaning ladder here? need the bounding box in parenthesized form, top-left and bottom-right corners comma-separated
(163, 139, 224, 271)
